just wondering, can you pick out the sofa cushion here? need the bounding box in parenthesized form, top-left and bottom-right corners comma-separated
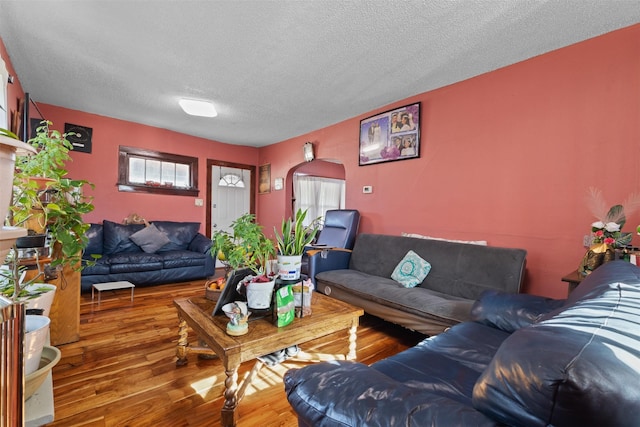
(159, 250, 208, 269)
(103, 220, 145, 255)
(130, 223, 171, 253)
(108, 252, 163, 265)
(317, 269, 474, 324)
(152, 221, 200, 252)
(372, 322, 509, 405)
(391, 250, 431, 288)
(349, 234, 526, 300)
(84, 223, 103, 258)
(470, 290, 566, 333)
(81, 259, 110, 276)
(472, 265, 640, 426)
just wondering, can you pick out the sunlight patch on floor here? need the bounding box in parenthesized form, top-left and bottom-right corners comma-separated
(190, 375, 219, 398)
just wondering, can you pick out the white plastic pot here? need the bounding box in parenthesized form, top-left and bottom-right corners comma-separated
(21, 283, 57, 317)
(24, 315, 51, 375)
(246, 279, 276, 309)
(277, 255, 303, 280)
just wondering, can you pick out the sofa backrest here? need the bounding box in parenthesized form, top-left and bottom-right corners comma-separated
(88, 220, 202, 256)
(84, 223, 104, 258)
(152, 221, 200, 252)
(472, 261, 640, 426)
(102, 220, 146, 255)
(349, 234, 526, 299)
(315, 209, 360, 250)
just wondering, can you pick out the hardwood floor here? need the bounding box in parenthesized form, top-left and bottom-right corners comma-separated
(46, 277, 425, 426)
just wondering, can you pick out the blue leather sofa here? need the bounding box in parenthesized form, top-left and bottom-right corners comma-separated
(80, 220, 215, 292)
(284, 260, 640, 426)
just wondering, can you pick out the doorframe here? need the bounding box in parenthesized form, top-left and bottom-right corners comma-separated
(206, 159, 256, 238)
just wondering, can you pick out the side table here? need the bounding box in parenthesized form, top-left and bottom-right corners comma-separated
(560, 270, 583, 296)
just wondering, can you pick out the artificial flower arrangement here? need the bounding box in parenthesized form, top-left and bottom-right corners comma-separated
(579, 187, 640, 275)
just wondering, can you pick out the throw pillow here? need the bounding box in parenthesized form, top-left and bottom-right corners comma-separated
(130, 223, 171, 253)
(103, 220, 145, 255)
(391, 250, 431, 288)
(401, 232, 488, 246)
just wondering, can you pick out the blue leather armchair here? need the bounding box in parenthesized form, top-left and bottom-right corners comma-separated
(301, 209, 360, 285)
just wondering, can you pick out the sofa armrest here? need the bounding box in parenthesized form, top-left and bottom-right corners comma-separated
(188, 233, 213, 254)
(285, 361, 496, 427)
(306, 248, 352, 285)
(470, 290, 566, 333)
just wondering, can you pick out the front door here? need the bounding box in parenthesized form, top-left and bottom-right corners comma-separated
(206, 160, 255, 268)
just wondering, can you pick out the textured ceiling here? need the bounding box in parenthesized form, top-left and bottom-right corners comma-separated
(1, 1, 639, 147)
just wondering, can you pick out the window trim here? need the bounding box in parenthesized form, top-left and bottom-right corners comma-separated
(117, 145, 199, 196)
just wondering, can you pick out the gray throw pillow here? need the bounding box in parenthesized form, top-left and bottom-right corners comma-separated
(130, 223, 171, 253)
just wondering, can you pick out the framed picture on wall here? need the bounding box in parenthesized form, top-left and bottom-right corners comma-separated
(359, 102, 420, 166)
(65, 123, 93, 153)
(259, 163, 271, 194)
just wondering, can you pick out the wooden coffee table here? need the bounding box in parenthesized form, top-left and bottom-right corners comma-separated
(173, 291, 364, 427)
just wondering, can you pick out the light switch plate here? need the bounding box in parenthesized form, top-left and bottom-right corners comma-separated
(363, 185, 373, 194)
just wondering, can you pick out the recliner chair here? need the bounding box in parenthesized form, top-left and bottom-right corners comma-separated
(300, 209, 360, 285)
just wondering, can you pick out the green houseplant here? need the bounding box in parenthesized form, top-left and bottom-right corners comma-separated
(9, 120, 95, 270)
(212, 213, 277, 310)
(274, 208, 319, 256)
(274, 208, 319, 280)
(212, 212, 276, 278)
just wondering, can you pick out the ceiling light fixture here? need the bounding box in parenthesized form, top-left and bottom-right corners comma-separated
(178, 98, 217, 117)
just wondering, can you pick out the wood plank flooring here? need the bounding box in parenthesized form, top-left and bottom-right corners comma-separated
(45, 277, 425, 427)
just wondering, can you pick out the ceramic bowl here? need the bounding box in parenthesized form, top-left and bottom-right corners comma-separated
(25, 345, 61, 400)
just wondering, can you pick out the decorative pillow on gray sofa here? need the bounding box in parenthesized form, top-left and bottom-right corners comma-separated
(391, 250, 431, 288)
(130, 223, 171, 253)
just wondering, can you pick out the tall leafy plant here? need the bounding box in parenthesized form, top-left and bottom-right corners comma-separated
(10, 120, 95, 270)
(274, 208, 319, 256)
(212, 213, 276, 277)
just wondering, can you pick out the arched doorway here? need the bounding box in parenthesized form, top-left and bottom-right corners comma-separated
(285, 159, 346, 224)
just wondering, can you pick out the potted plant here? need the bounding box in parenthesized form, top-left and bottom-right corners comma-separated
(9, 120, 95, 271)
(212, 213, 277, 309)
(274, 208, 319, 280)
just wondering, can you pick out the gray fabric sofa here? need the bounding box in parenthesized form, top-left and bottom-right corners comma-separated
(310, 233, 527, 335)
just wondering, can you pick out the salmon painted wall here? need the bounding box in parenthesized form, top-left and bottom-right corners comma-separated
(2, 39, 260, 234)
(4, 26, 640, 298)
(258, 24, 640, 299)
(36, 105, 259, 232)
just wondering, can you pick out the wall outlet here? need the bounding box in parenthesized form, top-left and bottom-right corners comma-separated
(363, 185, 373, 194)
(195, 198, 204, 207)
(583, 234, 592, 247)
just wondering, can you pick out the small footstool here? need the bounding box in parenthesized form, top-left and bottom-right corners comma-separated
(92, 281, 135, 305)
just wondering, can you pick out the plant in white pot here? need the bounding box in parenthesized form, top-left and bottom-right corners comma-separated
(0, 247, 57, 368)
(9, 120, 95, 272)
(212, 213, 277, 310)
(274, 208, 319, 280)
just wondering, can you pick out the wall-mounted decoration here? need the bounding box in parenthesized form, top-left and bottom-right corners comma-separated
(274, 177, 284, 191)
(65, 123, 93, 153)
(303, 141, 314, 162)
(359, 102, 420, 166)
(259, 163, 271, 194)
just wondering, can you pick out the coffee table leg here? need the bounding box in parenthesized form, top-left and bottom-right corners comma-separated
(176, 317, 189, 366)
(221, 366, 239, 427)
(347, 322, 358, 360)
